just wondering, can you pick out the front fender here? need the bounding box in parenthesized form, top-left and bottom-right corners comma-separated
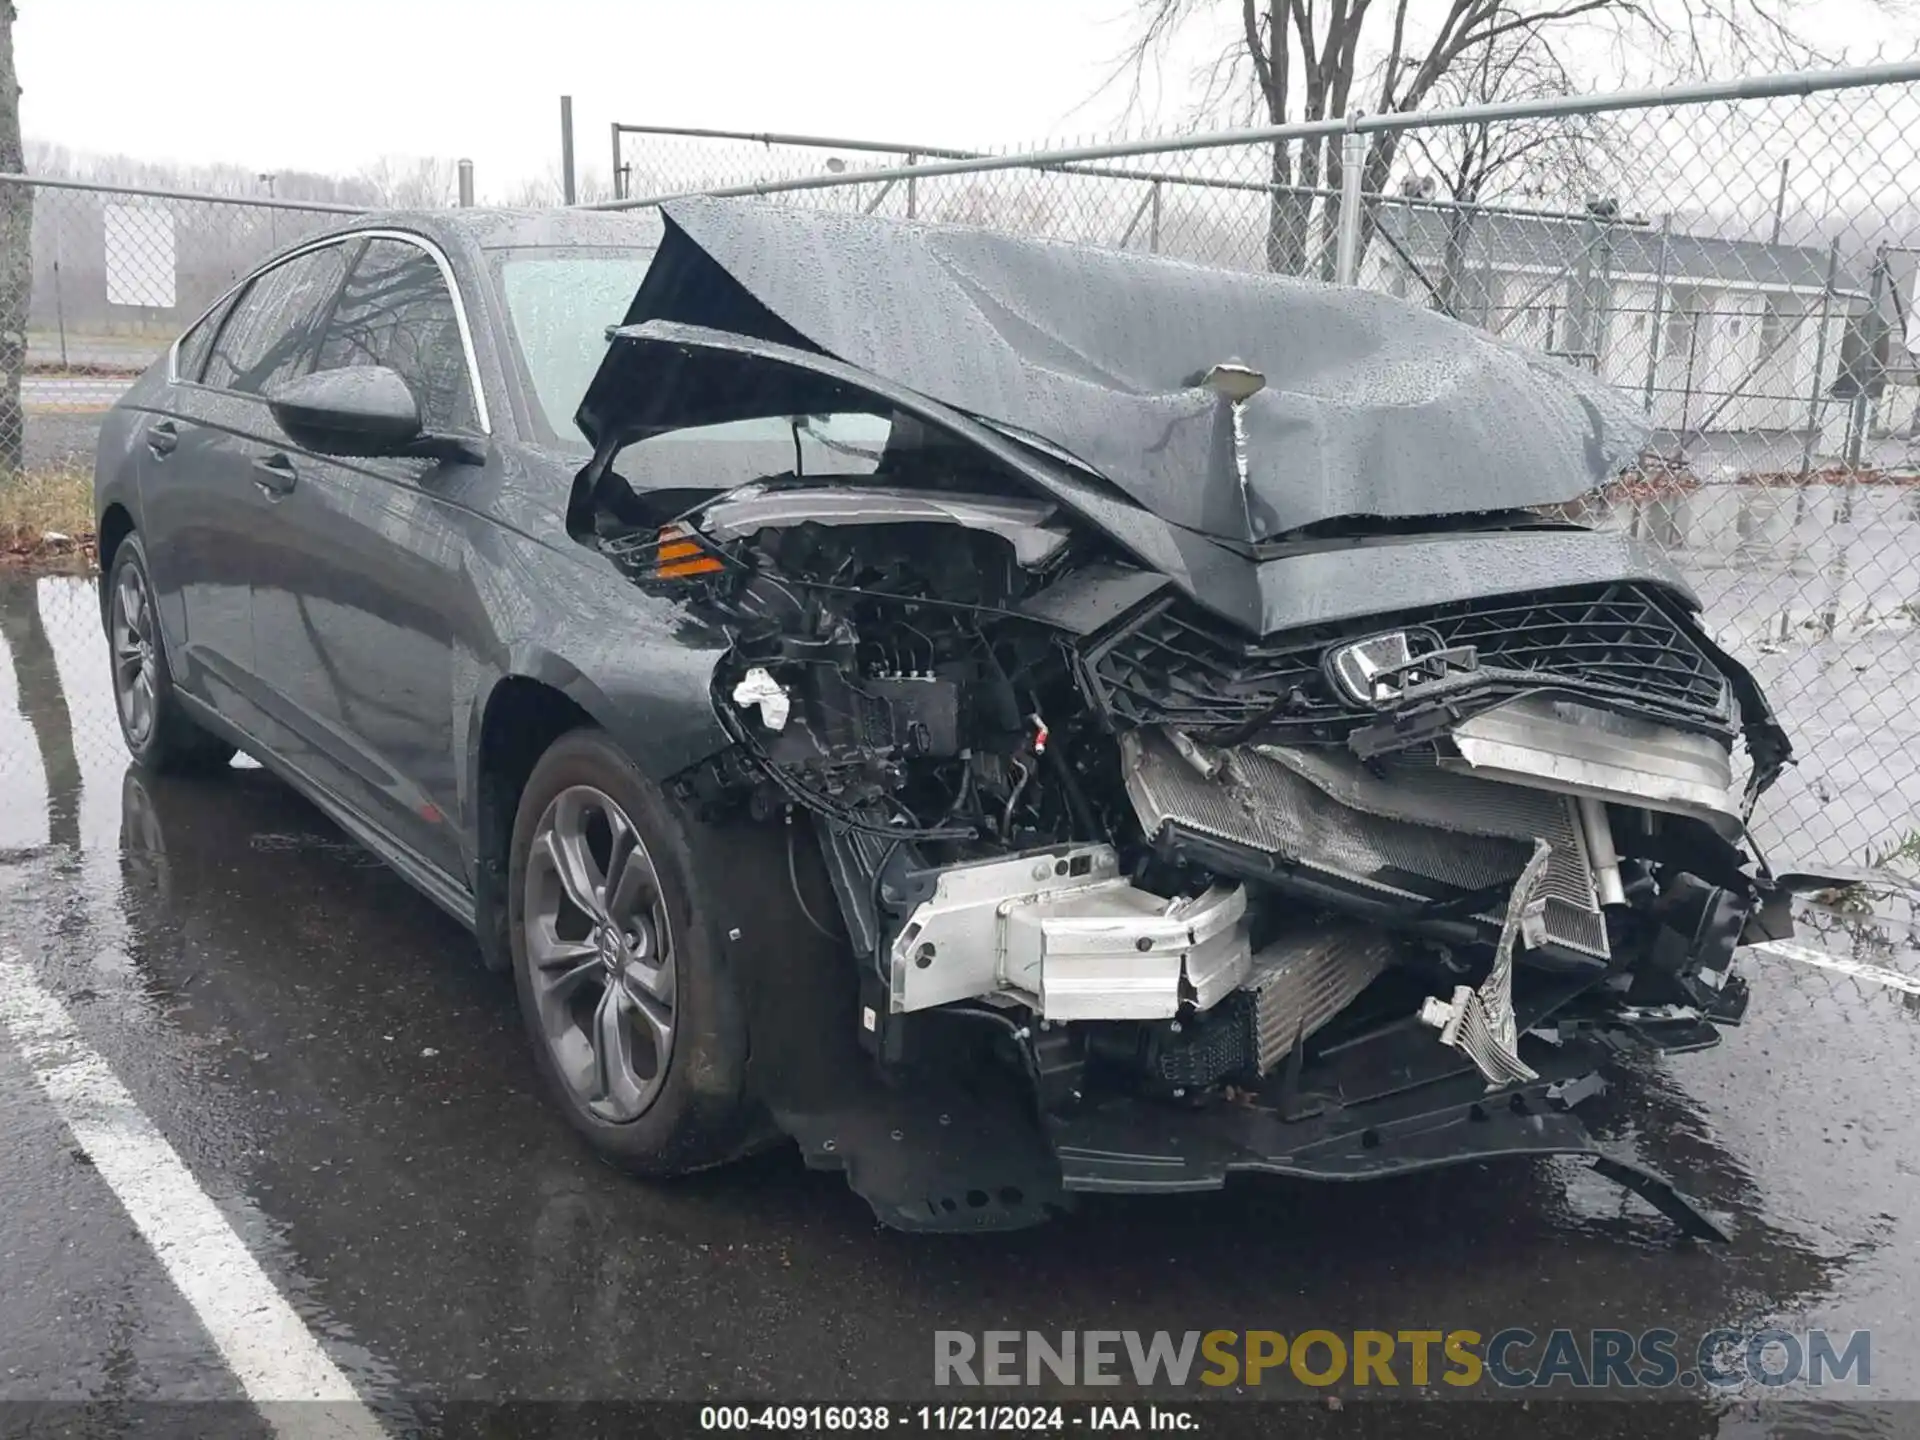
(496, 636, 730, 783)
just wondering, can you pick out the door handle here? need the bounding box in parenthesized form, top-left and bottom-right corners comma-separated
(252, 452, 298, 498)
(146, 421, 178, 458)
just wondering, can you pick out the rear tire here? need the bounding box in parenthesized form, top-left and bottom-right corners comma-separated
(106, 535, 235, 774)
(507, 727, 759, 1175)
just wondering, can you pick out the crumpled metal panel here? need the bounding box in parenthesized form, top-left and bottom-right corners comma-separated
(1443, 694, 1740, 825)
(608, 197, 1648, 543)
(1249, 745, 1601, 936)
(1122, 729, 1607, 958)
(886, 844, 1253, 1019)
(583, 320, 1699, 641)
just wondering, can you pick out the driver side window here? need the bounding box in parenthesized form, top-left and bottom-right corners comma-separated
(312, 238, 480, 434)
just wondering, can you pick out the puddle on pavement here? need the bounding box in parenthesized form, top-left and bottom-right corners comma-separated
(2, 545, 1918, 1418)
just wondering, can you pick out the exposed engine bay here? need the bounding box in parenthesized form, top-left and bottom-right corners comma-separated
(563, 196, 1798, 1235)
(577, 421, 1791, 1236)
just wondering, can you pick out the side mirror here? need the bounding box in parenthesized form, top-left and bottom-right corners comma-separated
(266, 366, 425, 457)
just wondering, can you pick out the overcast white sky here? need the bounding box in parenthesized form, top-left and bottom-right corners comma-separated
(17, 0, 1154, 195)
(16, 0, 1920, 199)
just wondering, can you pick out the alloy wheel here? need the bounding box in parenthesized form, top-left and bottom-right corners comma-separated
(111, 562, 160, 750)
(523, 784, 676, 1122)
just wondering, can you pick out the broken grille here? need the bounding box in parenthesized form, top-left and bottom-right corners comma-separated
(1423, 584, 1729, 718)
(1085, 582, 1730, 738)
(1085, 600, 1344, 741)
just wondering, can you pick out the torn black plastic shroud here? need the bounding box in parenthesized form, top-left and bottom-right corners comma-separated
(765, 970, 1728, 1241)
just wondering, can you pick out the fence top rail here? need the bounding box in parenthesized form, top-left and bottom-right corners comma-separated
(609, 123, 1660, 224)
(592, 59, 1920, 212)
(0, 172, 366, 214)
(613, 123, 977, 161)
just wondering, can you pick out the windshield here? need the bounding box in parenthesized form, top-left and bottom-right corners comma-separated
(496, 249, 657, 441)
(496, 246, 893, 477)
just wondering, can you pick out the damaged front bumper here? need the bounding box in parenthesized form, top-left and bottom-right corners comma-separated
(771, 969, 1734, 1240)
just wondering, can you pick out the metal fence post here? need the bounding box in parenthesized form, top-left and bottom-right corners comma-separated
(905, 153, 917, 220)
(1679, 307, 1701, 440)
(1641, 215, 1671, 414)
(1842, 242, 1887, 473)
(1149, 179, 1162, 254)
(560, 95, 577, 205)
(1570, 207, 1597, 363)
(611, 123, 624, 201)
(1796, 237, 1841, 479)
(457, 160, 475, 207)
(1592, 208, 1615, 374)
(1334, 128, 1366, 285)
(50, 220, 67, 370)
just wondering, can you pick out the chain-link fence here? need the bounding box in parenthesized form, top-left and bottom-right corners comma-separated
(6, 66, 1920, 876)
(0, 176, 360, 488)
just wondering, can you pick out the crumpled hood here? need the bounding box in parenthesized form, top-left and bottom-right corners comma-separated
(592, 196, 1647, 543)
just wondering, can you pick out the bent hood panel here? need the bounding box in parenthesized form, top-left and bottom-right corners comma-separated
(578, 320, 1694, 638)
(601, 196, 1647, 542)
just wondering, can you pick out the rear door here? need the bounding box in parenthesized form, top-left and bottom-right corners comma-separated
(137, 243, 353, 732)
(247, 235, 489, 880)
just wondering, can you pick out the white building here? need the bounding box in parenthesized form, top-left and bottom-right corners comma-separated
(1364, 207, 1915, 443)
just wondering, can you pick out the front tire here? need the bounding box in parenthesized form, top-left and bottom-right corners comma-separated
(507, 727, 757, 1175)
(107, 535, 234, 774)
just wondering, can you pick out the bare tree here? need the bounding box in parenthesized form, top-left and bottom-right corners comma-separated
(1, 0, 28, 479)
(1402, 30, 1621, 207)
(1110, 1, 1837, 279)
(501, 164, 616, 207)
(931, 179, 1063, 236)
(1399, 27, 1626, 315)
(360, 155, 460, 209)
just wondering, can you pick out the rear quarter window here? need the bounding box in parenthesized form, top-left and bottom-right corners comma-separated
(173, 294, 236, 384)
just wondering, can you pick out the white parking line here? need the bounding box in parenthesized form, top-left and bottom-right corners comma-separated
(1748, 939, 1920, 996)
(0, 949, 387, 1439)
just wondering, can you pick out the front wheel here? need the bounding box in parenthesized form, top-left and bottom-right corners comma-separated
(506, 727, 758, 1175)
(107, 535, 234, 774)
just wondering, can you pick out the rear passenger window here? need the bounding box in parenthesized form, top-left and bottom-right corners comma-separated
(313, 239, 480, 434)
(202, 245, 352, 395)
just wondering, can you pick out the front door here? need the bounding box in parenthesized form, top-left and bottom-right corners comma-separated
(247, 236, 489, 882)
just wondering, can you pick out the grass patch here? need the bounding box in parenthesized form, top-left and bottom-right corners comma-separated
(0, 465, 96, 568)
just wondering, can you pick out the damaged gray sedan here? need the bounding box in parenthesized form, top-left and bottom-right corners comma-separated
(96, 197, 1795, 1237)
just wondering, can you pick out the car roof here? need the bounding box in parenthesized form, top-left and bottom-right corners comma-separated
(307, 206, 665, 256)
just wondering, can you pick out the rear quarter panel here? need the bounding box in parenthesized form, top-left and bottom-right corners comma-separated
(93, 364, 181, 634)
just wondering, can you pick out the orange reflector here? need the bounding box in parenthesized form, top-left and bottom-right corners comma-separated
(648, 524, 725, 579)
(655, 555, 725, 578)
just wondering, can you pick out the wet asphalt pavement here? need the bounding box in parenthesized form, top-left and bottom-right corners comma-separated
(2, 549, 1919, 1435)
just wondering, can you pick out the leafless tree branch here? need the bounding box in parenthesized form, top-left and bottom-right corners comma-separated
(1103, 0, 1873, 277)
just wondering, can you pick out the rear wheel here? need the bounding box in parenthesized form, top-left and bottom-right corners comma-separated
(107, 535, 234, 774)
(507, 727, 758, 1174)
